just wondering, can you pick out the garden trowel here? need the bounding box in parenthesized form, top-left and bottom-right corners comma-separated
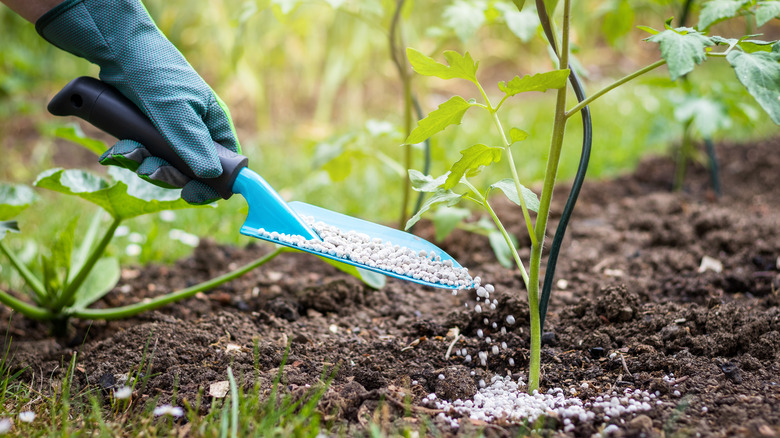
(48, 77, 466, 289)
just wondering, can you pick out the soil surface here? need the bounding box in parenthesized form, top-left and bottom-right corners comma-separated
(3, 139, 780, 437)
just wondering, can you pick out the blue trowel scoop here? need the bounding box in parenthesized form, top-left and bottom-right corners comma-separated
(48, 77, 467, 289)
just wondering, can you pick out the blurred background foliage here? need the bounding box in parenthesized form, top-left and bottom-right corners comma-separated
(0, 0, 778, 266)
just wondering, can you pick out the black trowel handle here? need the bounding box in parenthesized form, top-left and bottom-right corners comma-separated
(47, 77, 248, 200)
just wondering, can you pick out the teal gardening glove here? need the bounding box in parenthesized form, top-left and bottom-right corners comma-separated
(36, 0, 240, 204)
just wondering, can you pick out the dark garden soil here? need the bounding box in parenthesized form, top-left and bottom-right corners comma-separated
(3, 138, 780, 437)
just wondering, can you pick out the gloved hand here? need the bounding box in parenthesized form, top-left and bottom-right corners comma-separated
(36, 0, 240, 204)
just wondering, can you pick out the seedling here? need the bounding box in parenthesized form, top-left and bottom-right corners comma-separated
(405, 0, 780, 392)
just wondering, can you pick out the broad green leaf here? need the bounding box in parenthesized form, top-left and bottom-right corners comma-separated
(674, 97, 731, 137)
(406, 48, 479, 83)
(646, 27, 714, 80)
(442, 0, 487, 43)
(35, 167, 199, 220)
(405, 190, 464, 230)
(69, 257, 121, 310)
(432, 207, 471, 241)
(53, 124, 107, 156)
(488, 230, 517, 269)
(509, 128, 529, 144)
(726, 48, 780, 124)
(405, 96, 472, 144)
(756, 1, 780, 27)
(488, 179, 540, 212)
(322, 150, 355, 182)
(444, 144, 503, 189)
(0, 183, 36, 221)
(0, 220, 19, 240)
(698, 0, 748, 30)
(320, 259, 386, 289)
(408, 169, 448, 192)
(498, 69, 570, 97)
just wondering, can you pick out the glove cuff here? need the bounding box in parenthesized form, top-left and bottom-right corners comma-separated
(35, 0, 82, 40)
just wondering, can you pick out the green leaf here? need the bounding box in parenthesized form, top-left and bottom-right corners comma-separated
(0, 184, 36, 221)
(756, 1, 780, 27)
(405, 96, 472, 144)
(53, 218, 79, 285)
(35, 167, 201, 220)
(509, 128, 529, 144)
(442, 0, 487, 43)
(0, 220, 19, 240)
(405, 190, 464, 230)
(726, 48, 780, 124)
(406, 48, 479, 83)
(674, 97, 731, 137)
(646, 27, 714, 80)
(488, 179, 540, 212)
(499, 4, 539, 42)
(498, 69, 570, 97)
(53, 124, 107, 156)
(432, 207, 471, 241)
(488, 230, 517, 269)
(408, 169, 448, 192)
(637, 25, 660, 35)
(69, 257, 121, 310)
(321, 259, 386, 289)
(698, 0, 748, 30)
(711, 35, 777, 53)
(444, 144, 503, 189)
(510, 0, 525, 11)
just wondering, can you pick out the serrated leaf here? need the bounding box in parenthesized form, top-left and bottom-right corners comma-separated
(406, 96, 472, 144)
(442, 0, 487, 43)
(488, 179, 539, 212)
(432, 207, 471, 241)
(498, 69, 570, 97)
(318, 258, 386, 290)
(646, 27, 714, 80)
(406, 48, 479, 83)
(53, 124, 107, 156)
(69, 257, 121, 310)
(444, 144, 503, 189)
(0, 220, 19, 240)
(698, 0, 748, 30)
(0, 183, 36, 221)
(405, 190, 464, 230)
(488, 230, 517, 269)
(726, 48, 780, 124)
(757, 1, 780, 27)
(35, 167, 200, 220)
(408, 169, 448, 192)
(509, 128, 529, 144)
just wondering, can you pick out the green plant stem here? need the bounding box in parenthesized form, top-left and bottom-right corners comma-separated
(565, 59, 667, 119)
(462, 180, 529, 286)
(0, 240, 47, 303)
(70, 247, 288, 320)
(56, 217, 121, 309)
(0, 288, 52, 320)
(390, 0, 413, 229)
(526, 0, 572, 394)
(475, 83, 538, 247)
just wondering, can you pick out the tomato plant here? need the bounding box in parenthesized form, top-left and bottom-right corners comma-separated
(405, 0, 780, 392)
